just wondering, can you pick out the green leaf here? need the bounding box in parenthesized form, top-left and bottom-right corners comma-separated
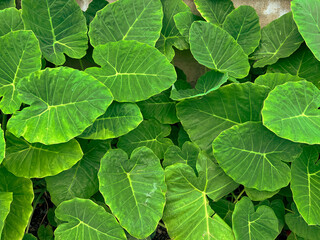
(285, 203, 320, 240)
(209, 199, 234, 227)
(213, 122, 301, 191)
(232, 197, 279, 240)
(38, 225, 53, 240)
(98, 147, 166, 239)
(3, 132, 83, 178)
(222, 5, 261, 55)
(0, 0, 15, 9)
(0, 128, 4, 165)
(84, 0, 108, 25)
(46, 140, 111, 206)
(252, 12, 303, 68)
(292, 0, 320, 62)
(89, 0, 162, 47)
(194, 0, 234, 26)
(21, 0, 88, 65)
(0, 167, 33, 240)
(170, 70, 228, 101)
(287, 232, 304, 240)
(173, 12, 202, 43)
(23, 233, 37, 240)
(155, 0, 190, 61)
(0, 192, 12, 237)
(178, 124, 190, 148)
(0, 30, 41, 114)
(262, 80, 320, 144)
(163, 141, 200, 171)
(291, 146, 320, 225)
(85, 40, 177, 102)
(7, 67, 113, 145)
(163, 153, 238, 240)
(118, 119, 173, 159)
(137, 90, 179, 124)
(79, 102, 143, 139)
(0, 8, 23, 37)
(55, 198, 126, 240)
(255, 73, 303, 90)
(267, 44, 320, 88)
(245, 188, 280, 201)
(176, 82, 269, 154)
(190, 21, 250, 79)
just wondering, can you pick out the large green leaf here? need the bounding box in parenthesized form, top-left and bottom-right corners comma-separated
(292, 0, 320, 62)
(213, 122, 301, 191)
(21, 0, 88, 65)
(267, 44, 320, 88)
(163, 153, 238, 240)
(0, 30, 41, 114)
(0, 192, 12, 237)
(0, 8, 24, 37)
(46, 140, 110, 206)
(137, 89, 179, 124)
(262, 80, 320, 144)
(79, 102, 143, 139)
(155, 0, 190, 61)
(222, 5, 260, 55)
(118, 119, 173, 159)
(84, 0, 108, 25)
(0, 167, 33, 240)
(170, 70, 228, 101)
(190, 21, 250, 79)
(232, 197, 279, 240)
(291, 146, 320, 225)
(177, 82, 269, 154)
(0, 0, 15, 9)
(252, 12, 303, 68)
(173, 12, 202, 43)
(85, 40, 176, 102)
(255, 73, 303, 90)
(98, 147, 166, 239)
(194, 0, 234, 26)
(89, 0, 162, 47)
(7, 67, 113, 145)
(55, 198, 126, 240)
(3, 132, 83, 178)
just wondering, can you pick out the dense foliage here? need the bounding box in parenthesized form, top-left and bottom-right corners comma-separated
(0, 0, 319, 239)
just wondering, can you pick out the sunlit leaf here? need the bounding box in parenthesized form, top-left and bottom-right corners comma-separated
(0, 8, 23, 37)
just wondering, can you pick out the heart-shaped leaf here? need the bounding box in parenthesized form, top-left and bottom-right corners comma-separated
(173, 12, 202, 43)
(0, 192, 12, 236)
(255, 73, 303, 90)
(0, 8, 23, 37)
(245, 188, 280, 202)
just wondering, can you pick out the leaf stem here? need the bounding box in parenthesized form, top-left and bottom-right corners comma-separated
(1, 112, 7, 132)
(158, 222, 166, 228)
(234, 189, 245, 204)
(285, 208, 294, 213)
(25, 189, 46, 233)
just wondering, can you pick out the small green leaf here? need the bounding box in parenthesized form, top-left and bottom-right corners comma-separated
(84, 0, 108, 25)
(262, 80, 320, 144)
(255, 73, 303, 90)
(55, 198, 126, 240)
(245, 187, 280, 201)
(173, 12, 202, 43)
(210, 199, 234, 227)
(0, 192, 12, 237)
(38, 225, 53, 240)
(0, 8, 23, 37)
(0, 128, 4, 165)
(23, 234, 37, 240)
(98, 147, 166, 239)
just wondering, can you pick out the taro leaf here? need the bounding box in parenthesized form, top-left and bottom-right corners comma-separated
(291, 146, 320, 225)
(176, 82, 269, 154)
(46, 140, 111, 206)
(0, 167, 33, 240)
(0, 30, 41, 114)
(0, 128, 4, 165)
(209, 199, 234, 227)
(222, 5, 261, 55)
(23, 234, 37, 240)
(178, 125, 190, 148)
(0, 192, 12, 236)
(79, 102, 143, 139)
(190, 21, 250, 79)
(194, 0, 234, 26)
(232, 197, 279, 240)
(285, 203, 320, 240)
(7, 67, 113, 145)
(287, 233, 304, 240)
(118, 119, 173, 159)
(85, 40, 177, 102)
(245, 187, 280, 201)
(21, 0, 88, 65)
(137, 89, 179, 124)
(89, 0, 162, 47)
(0, 0, 15, 9)
(3, 132, 83, 178)
(170, 70, 228, 101)
(163, 153, 238, 240)
(155, 0, 190, 61)
(267, 44, 320, 88)
(291, 0, 320, 62)
(55, 198, 126, 240)
(252, 12, 303, 68)
(84, 0, 108, 25)
(174, 12, 202, 43)
(0, 8, 24, 37)
(163, 141, 200, 172)
(37, 225, 53, 240)
(98, 147, 166, 239)
(255, 73, 303, 90)
(262, 80, 320, 144)
(213, 122, 301, 191)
